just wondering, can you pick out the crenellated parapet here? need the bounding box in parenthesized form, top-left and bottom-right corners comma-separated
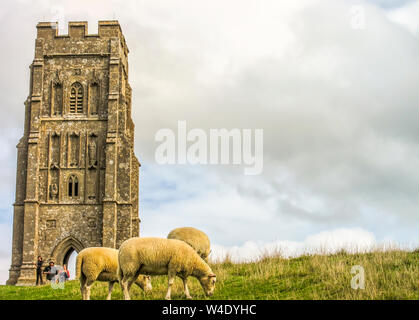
(36, 21, 128, 55)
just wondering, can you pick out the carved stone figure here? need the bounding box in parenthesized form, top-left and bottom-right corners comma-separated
(49, 183, 59, 200)
(88, 139, 98, 169)
(69, 132, 79, 167)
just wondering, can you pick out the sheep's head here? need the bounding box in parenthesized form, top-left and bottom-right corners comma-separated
(135, 275, 152, 292)
(199, 273, 216, 297)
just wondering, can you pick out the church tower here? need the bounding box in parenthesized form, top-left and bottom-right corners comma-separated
(7, 21, 140, 285)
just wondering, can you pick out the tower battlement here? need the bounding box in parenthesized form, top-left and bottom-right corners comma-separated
(36, 20, 129, 54)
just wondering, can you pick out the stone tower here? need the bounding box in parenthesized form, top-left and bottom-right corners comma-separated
(7, 21, 140, 285)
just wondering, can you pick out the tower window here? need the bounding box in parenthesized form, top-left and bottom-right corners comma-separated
(69, 82, 83, 113)
(68, 175, 79, 198)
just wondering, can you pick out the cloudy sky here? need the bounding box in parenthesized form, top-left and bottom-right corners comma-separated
(1, 0, 419, 283)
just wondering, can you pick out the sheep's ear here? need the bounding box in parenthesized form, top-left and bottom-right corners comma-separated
(209, 273, 216, 278)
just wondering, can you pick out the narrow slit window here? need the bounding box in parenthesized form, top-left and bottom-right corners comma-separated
(74, 180, 79, 197)
(68, 179, 73, 197)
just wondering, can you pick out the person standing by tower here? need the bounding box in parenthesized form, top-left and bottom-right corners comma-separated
(43, 261, 58, 282)
(59, 264, 70, 282)
(35, 256, 43, 285)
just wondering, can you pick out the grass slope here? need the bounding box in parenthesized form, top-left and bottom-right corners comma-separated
(0, 250, 418, 300)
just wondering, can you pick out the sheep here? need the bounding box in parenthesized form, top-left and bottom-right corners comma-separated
(76, 247, 152, 300)
(167, 227, 211, 261)
(118, 237, 217, 300)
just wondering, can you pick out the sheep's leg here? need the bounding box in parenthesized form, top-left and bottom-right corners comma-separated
(121, 275, 135, 300)
(106, 281, 115, 300)
(165, 270, 176, 300)
(183, 277, 193, 300)
(85, 280, 94, 300)
(119, 266, 130, 301)
(79, 275, 87, 300)
(120, 278, 130, 300)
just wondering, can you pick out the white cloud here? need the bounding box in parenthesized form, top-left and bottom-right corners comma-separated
(387, 0, 419, 34)
(210, 228, 378, 262)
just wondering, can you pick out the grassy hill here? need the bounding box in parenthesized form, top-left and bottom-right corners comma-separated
(0, 250, 418, 300)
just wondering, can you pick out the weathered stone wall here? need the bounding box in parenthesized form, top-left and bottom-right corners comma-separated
(7, 21, 140, 285)
(38, 204, 104, 256)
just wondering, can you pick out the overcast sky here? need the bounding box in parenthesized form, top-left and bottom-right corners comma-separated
(1, 0, 419, 283)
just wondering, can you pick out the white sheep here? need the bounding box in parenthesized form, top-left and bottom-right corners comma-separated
(76, 247, 152, 300)
(167, 227, 211, 261)
(118, 237, 217, 300)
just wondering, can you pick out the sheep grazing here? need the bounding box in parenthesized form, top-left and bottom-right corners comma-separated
(118, 237, 217, 300)
(76, 247, 152, 300)
(167, 227, 211, 261)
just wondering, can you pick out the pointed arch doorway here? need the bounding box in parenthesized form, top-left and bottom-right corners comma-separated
(50, 236, 84, 280)
(65, 250, 78, 280)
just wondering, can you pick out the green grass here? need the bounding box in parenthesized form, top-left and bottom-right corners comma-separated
(0, 249, 418, 300)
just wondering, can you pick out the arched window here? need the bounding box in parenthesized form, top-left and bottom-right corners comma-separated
(69, 82, 83, 114)
(68, 175, 79, 198)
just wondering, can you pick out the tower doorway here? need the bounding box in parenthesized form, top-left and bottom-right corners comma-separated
(64, 249, 78, 280)
(50, 236, 84, 281)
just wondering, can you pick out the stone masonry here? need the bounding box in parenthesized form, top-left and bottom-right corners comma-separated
(7, 21, 140, 285)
